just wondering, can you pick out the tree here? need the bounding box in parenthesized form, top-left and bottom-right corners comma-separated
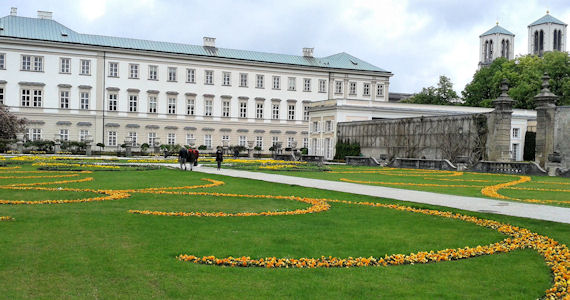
(0, 105, 27, 139)
(404, 76, 459, 105)
(462, 52, 570, 109)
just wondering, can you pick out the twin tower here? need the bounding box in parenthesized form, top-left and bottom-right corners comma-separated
(479, 11, 567, 68)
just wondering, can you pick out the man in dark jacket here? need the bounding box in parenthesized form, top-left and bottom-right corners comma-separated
(215, 147, 223, 170)
(178, 147, 189, 170)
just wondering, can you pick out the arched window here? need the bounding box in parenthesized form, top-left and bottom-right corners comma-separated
(534, 31, 539, 54)
(554, 30, 558, 51)
(501, 40, 506, 58)
(489, 40, 493, 60)
(505, 40, 510, 59)
(484, 41, 488, 62)
(539, 30, 544, 53)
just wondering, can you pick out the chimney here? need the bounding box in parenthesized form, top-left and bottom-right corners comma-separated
(303, 48, 314, 57)
(37, 11, 53, 20)
(10, 7, 17, 16)
(203, 37, 216, 48)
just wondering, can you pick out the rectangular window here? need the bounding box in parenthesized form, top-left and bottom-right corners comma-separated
(168, 67, 177, 82)
(288, 77, 296, 91)
(222, 100, 230, 117)
(0, 87, 4, 104)
(148, 95, 157, 113)
(239, 102, 247, 118)
(512, 128, 520, 138)
(108, 62, 118, 77)
(186, 98, 195, 115)
(272, 103, 279, 120)
(272, 76, 281, 89)
(303, 78, 311, 92)
(149, 65, 158, 80)
(129, 95, 138, 112)
(363, 83, 370, 96)
(205, 70, 213, 85)
(168, 97, 176, 114)
(256, 74, 264, 88)
(32, 90, 42, 107)
(60, 90, 69, 109)
(60, 58, 71, 74)
(204, 99, 213, 116)
(128, 132, 138, 145)
(239, 73, 248, 87)
(288, 104, 295, 120)
(349, 82, 356, 95)
(222, 135, 230, 145)
(167, 133, 176, 145)
(303, 137, 308, 149)
(59, 129, 69, 141)
(335, 81, 343, 94)
(272, 136, 279, 147)
(187, 68, 195, 83)
(239, 136, 246, 147)
(0, 53, 5, 69)
(79, 130, 89, 142)
(30, 128, 42, 141)
(185, 133, 194, 145)
(303, 105, 310, 121)
(33, 56, 43, 72)
(21, 89, 30, 106)
(312, 121, 319, 133)
(148, 132, 157, 145)
(204, 134, 212, 149)
(108, 93, 118, 111)
(222, 72, 231, 86)
(108, 131, 117, 146)
(319, 79, 326, 93)
(376, 84, 384, 97)
(256, 103, 264, 119)
(325, 120, 332, 132)
(129, 64, 139, 79)
(80, 92, 89, 110)
(512, 143, 520, 160)
(256, 136, 263, 148)
(21, 55, 31, 71)
(80, 59, 91, 75)
(287, 137, 295, 148)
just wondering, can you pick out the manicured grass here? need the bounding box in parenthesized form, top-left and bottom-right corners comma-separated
(246, 164, 570, 207)
(0, 164, 568, 299)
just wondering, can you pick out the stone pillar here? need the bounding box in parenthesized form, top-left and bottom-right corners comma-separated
(487, 79, 514, 162)
(124, 137, 133, 157)
(16, 133, 24, 154)
(534, 74, 558, 169)
(85, 135, 93, 156)
(53, 134, 61, 154)
(247, 140, 255, 158)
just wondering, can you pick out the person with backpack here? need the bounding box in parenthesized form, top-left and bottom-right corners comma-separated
(215, 146, 223, 170)
(178, 147, 188, 170)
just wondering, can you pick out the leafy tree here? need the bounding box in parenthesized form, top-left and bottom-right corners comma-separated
(462, 52, 570, 109)
(404, 76, 459, 105)
(0, 104, 27, 139)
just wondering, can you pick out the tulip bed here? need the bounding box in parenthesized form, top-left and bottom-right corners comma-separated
(0, 162, 568, 299)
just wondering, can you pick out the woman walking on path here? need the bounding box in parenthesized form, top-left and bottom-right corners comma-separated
(215, 147, 223, 170)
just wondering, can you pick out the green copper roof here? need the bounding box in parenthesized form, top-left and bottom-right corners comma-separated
(480, 25, 514, 37)
(0, 15, 390, 73)
(529, 14, 567, 26)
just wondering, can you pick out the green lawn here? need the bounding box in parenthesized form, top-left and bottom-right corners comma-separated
(0, 163, 568, 299)
(234, 164, 570, 207)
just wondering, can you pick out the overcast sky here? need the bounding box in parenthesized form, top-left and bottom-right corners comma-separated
(5, 0, 570, 94)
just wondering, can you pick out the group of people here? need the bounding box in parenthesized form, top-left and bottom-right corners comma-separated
(177, 147, 199, 171)
(178, 146, 224, 171)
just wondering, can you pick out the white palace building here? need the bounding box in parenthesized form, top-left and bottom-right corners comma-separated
(0, 8, 391, 154)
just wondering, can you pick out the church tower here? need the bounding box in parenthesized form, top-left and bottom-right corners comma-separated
(528, 11, 567, 56)
(479, 23, 515, 68)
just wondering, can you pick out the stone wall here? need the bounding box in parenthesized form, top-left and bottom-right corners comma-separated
(554, 106, 570, 170)
(337, 113, 490, 163)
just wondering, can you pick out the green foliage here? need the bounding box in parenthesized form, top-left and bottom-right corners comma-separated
(24, 140, 55, 152)
(334, 140, 361, 160)
(198, 145, 207, 150)
(0, 104, 27, 139)
(140, 143, 150, 152)
(230, 145, 246, 153)
(463, 52, 570, 109)
(300, 147, 308, 155)
(523, 131, 536, 161)
(404, 75, 459, 105)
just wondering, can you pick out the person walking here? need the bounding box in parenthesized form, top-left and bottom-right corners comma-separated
(215, 146, 223, 170)
(187, 146, 195, 171)
(178, 147, 188, 170)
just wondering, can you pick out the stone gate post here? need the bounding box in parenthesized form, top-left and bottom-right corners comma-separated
(487, 79, 514, 162)
(534, 74, 558, 169)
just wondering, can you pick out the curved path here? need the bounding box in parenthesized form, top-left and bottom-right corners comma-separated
(177, 164, 570, 224)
